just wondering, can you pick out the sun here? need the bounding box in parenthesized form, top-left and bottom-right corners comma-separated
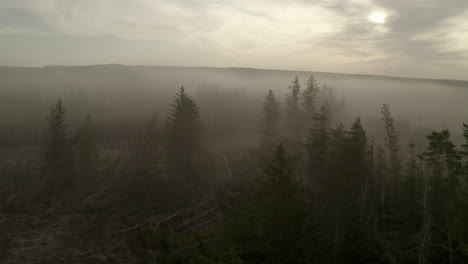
(368, 11, 387, 24)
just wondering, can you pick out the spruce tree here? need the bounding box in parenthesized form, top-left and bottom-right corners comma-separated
(259, 89, 280, 150)
(345, 117, 370, 222)
(301, 74, 320, 130)
(284, 76, 302, 138)
(305, 104, 329, 196)
(381, 104, 401, 189)
(462, 123, 468, 171)
(165, 86, 203, 184)
(261, 144, 305, 263)
(401, 143, 423, 230)
(421, 130, 463, 263)
(319, 84, 338, 122)
(42, 99, 74, 202)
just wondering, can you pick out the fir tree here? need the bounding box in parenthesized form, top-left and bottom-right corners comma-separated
(165, 86, 203, 184)
(345, 117, 370, 222)
(381, 104, 401, 189)
(261, 144, 306, 263)
(301, 74, 320, 130)
(284, 76, 302, 138)
(421, 130, 463, 263)
(42, 99, 74, 202)
(305, 104, 330, 197)
(462, 123, 468, 171)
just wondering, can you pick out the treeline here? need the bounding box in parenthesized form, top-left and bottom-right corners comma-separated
(1, 75, 468, 263)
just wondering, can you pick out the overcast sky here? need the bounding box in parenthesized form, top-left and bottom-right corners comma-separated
(1, 0, 467, 79)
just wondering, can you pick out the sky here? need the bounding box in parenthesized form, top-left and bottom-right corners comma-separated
(1, 0, 468, 80)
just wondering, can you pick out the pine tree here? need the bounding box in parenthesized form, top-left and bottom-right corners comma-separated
(42, 99, 74, 202)
(284, 76, 302, 138)
(165, 86, 203, 184)
(75, 115, 98, 189)
(259, 89, 280, 150)
(301, 75, 320, 130)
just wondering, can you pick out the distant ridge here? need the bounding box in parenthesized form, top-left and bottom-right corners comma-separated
(0, 64, 467, 87)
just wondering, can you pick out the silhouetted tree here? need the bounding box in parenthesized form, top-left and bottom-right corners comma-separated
(305, 104, 329, 197)
(165, 87, 203, 184)
(301, 74, 320, 130)
(381, 104, 401, 189)
(41, 99, 74, 202)
(284, 76, 302, 138)
(462, 123, 468, 171)
(261, 144, 306, 263)
(421, 130, 463, 263)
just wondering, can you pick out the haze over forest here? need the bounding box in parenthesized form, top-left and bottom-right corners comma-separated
(1, 1, 468, 263)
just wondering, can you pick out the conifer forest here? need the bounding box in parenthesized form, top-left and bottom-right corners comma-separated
(2, 1, 468, 263)
(0, 66, 467, 263)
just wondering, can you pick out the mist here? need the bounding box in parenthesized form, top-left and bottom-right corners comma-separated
(2, 1, 468, 263)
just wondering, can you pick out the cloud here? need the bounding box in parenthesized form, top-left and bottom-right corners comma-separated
(413, 9, 468, 56)
(0, 0, 468, 79)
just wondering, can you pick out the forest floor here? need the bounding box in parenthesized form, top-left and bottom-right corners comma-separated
(0, 213, 135, 263)
(0, 202, 219, 263)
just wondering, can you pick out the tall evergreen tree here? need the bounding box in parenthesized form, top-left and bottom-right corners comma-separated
(42, 99, 74, 202)
(375, 146, 388, 228)
(462, 123, 468, 171)
(421, 130, 464, 263)
(259, 89, 280, 150)
(381, 104, 401, 189)
(345, 117, 370, 222)
(305, 104, 329, 197)
(165, 87, 203, 184)
(284, 76, 302, 138)
(261, 144, 306, 263)
(301, 75, 320, 130)
(319, 84, 339, 122)
(400, 143, 423, 234)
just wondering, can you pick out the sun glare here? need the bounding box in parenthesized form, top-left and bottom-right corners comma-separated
(369, 11, 387, 24)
